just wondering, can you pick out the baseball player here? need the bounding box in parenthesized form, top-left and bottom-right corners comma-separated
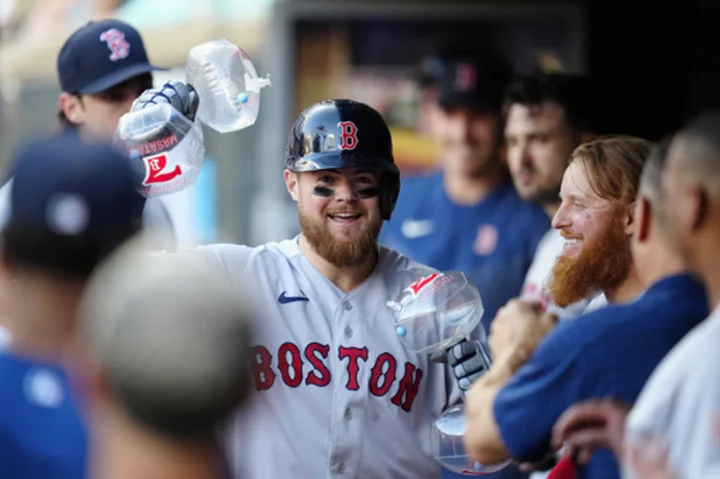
(0, 133, 144, 478)
(69, 237, 254, 479)
(158, 98, 492, 479)
(503, 73, 600, 319)
(0, 20, 201, 347)
(0, 19, 179, 252)
(379, 48, 550, 333)
(461, 136, 711, 479)
(620, 113, 720, 479)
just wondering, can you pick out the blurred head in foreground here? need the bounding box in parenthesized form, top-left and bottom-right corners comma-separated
(0, 132, 143, 357)
(69, 239, 254, 479)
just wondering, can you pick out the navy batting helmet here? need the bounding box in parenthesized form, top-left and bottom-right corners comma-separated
(285, 99, 400, 221)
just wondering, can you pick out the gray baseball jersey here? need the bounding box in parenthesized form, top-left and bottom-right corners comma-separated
(187, 237, 467, 479)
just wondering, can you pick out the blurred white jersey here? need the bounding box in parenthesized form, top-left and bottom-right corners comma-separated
(189, 238, 469, 479)
(520, 228, 591, 319)
(624, 306, 720, 479)
(583, 293, 607, 313)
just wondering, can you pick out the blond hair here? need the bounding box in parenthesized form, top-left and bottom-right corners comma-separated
(570, 135, 652, 204)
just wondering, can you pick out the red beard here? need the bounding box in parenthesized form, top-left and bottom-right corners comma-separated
(549, 210, 632, 307)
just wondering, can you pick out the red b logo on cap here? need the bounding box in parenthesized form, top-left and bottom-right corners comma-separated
(454, 63, 478, 92)
(99, 28, 130, 61)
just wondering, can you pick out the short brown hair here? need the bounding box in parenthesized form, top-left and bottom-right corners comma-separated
(570, 135, 651, 205)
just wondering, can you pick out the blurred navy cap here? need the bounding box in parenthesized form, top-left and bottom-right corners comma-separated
(57, 19, 166, 94)
(418, 48, 513, 113)
(8, 133, 145, 236)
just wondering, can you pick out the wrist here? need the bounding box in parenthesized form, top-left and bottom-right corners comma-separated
(490, 345, 532, 378)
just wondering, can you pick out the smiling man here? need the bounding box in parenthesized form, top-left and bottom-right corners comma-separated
(548, 137, 648, 309)
(503, 74, 599, 318)
(171, 99, 491, 479)
(462, 136, 659, 479)
(379, 48, 550, 335)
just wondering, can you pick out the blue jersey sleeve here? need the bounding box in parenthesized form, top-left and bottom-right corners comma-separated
(0, 427, 16, 475)
(492, 320, 589, 463)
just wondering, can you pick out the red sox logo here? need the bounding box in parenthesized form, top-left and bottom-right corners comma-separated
(337, 121, 359, 150)
(143, 154, 182, 185)
(407, 273, 441, 296)
(454, 63, 478, 92)
(474, 224, 498, 256)
(99, 28, 130, 61)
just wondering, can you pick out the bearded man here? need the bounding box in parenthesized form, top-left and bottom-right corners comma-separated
(548, 136, 649, 311)
(460, 136, 696, 479)
(173, 99, 491, 479)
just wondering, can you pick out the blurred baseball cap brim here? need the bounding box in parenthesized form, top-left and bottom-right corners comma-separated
(78, 62, 168, 95)
(437, 89, 502, 113)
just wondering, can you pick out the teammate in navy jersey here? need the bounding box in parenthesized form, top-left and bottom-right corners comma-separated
(379, 48, 550, 334)
(462, 138, 710, 479)
(0, 133, 143, 478)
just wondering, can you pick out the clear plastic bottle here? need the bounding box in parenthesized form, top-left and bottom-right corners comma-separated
(185, 39, 272, 134)
(432, 405, 512, 475)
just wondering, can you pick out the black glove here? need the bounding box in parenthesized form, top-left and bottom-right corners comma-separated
(132, 80, 200, 122)
(446, 340, 492, 397)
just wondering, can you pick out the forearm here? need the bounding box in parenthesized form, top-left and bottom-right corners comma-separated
(464, 347, 530, 464)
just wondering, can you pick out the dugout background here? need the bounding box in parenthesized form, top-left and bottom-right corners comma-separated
(0, 0, 719, 246)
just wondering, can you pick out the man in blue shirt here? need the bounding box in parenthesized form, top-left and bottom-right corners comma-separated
(0, 134, 143, 478)
(379, 48, 550, 331)
(461, 138, 709, 479)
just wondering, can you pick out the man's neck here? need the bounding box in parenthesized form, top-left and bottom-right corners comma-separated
(443, 166, 506, 206)
(7, 278, 82, 362)
(92, 409, 224, 479)
(298, 234, 378, 293)
(603, 266, 645, 305)
(636, 241, 687, 290)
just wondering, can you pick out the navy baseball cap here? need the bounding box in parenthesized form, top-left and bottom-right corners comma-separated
(419, 48, 513, 113)
(7, 133, 145, 236)
(57, 19, 166, 95)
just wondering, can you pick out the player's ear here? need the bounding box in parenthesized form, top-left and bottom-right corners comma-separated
(284, 169, 300, 202)
(687, 185, 708, 232)
(65, 342, 114, 406)
(624, 200, 637, 237)
(59, 93, 85, 125)
(635, 196, 651, 242)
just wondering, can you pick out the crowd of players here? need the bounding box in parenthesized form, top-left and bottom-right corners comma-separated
(0, 15, 718, 479)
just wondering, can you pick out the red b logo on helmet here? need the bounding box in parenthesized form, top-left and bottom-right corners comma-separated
(337, 121, 359, 150)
